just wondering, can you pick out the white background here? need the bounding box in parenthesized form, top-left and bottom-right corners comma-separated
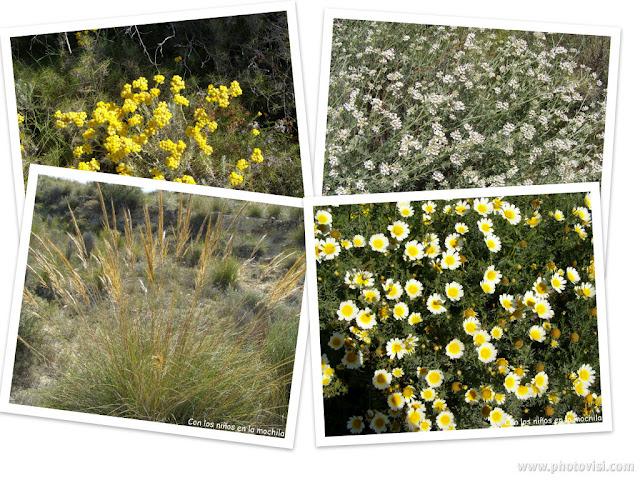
(0, 0, 638, 477)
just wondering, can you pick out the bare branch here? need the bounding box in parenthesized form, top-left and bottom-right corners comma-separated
(153, 24, 176, 65)
(63, 32, 72, 54)
(131, 25, 156, 67)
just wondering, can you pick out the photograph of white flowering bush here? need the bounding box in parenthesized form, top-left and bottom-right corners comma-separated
(312, 191, 606, 437)
(321, 19, 614, 195)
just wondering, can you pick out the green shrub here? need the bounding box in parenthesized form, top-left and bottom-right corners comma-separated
(266, 204, 282, 219)
(210, 257, 240, 289)
(247, 204, 264, 218)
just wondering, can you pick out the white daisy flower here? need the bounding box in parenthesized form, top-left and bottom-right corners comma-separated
(404, 240, 425, 261)
(369, 233, 389, 252)
(315, 209, 332, 225)
(328, 332, 345, 350)
(445, 339, 465, 359)
(485, 234, 502, 253)
(477, 342, 497, 363)
(427, 293, 447, 314)
(529, 325, 546, 342)
(426, 369, 444, 388)
(356, 308, 377, 329)
(397, 201, 414, 218)
(388, 220, 410, 241)
(337, 300, 358, 321)
(499, 293, 516, 313)
(440, 249, 461, 269)
(392, 302, 409, 320)
(370, 411, 388, 433)
(386, 338, 407, 360)
(372, 369, 393, 390)
(445, 281, 464, 301)
(404, 278, 424, 299)
(551, 272, 566, 292)
(347, 415, 365, 434)
(473, 197, 494, 216)
(566, 266, 581, 283)
(477, 217, 494, 235)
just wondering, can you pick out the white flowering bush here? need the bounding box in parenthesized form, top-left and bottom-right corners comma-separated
(323, 20, 610, 194)
(314, 193, 602, 435)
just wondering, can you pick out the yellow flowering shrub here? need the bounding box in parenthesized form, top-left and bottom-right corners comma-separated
(314, 192, 602, 435)
(53, 75, 265, 187)
(13, 16, 305, 196)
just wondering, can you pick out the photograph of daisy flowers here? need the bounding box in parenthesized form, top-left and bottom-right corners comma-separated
(5, 171, 305, 439)
(319, 16, 617, 195)
(310, 187, 608, 440)
(10, 9, 306, 196)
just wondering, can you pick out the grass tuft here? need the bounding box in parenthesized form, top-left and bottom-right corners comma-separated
(211, 256, 240, 289)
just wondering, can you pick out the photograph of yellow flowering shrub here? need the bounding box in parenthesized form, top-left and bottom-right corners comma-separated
(12, 12, 304, 196)
(312, 191, 604, 436)
(9, 173, 305, 437)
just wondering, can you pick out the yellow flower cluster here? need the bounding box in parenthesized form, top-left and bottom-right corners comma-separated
(58, 79, 173, 171)
(227, 148, 264, 187)
(53, 74, 264, 187)
(206, 80, 242, 108)
(72, 144, 93, 159)
(236, 158, 249, 171)
(170, 75, 189, 107)
(159, 139, 187, 170)
(77, 158, 101, 171)
(250, 147, 264, 164)
(146, 102, 173, 134)
(54, 110, 87, 128)
(103, 133, 142, 162)
(116, 162, 133, 176)
(185, 108, 217, 155)
(149, 168, 165, 180)
(121, 77, 160, 106)
(174, 174, 196, 184)
(229, 171, 244, 187)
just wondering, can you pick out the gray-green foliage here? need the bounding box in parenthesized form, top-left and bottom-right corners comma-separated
(323, 20, 610, 194)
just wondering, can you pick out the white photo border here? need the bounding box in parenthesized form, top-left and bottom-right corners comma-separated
(313, 8, 620, 244)
(1, 0, 313, 223)
(304, 181, 612, 447)
(0, 164, 308, 449)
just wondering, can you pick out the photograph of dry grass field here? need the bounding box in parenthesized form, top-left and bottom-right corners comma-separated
(10, 10, 306, 196)
(7, 172, 306, 440)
